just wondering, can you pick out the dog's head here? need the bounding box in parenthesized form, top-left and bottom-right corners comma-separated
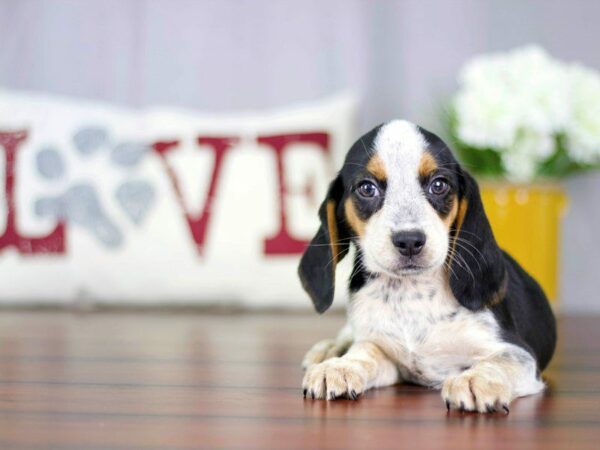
(299, 120, 505, 313)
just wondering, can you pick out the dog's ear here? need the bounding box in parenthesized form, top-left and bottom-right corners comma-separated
(449, 170, 506, 311)
(298, 174, 349, 313)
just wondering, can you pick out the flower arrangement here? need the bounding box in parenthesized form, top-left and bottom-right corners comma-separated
(448, 45, 600, 182)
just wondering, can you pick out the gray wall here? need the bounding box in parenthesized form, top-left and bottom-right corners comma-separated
(0, 0, 598, 312)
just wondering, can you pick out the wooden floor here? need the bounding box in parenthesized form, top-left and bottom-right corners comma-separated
(0, 312, 598, 449)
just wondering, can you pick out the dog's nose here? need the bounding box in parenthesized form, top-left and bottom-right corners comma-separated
(392, 230, 426, 257)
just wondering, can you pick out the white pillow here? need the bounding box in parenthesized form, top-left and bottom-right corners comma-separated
(0, 90, 357, 308)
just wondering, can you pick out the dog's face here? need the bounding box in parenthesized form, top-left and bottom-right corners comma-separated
(341, 120, 461, 278)
(299, 120, 505, 314)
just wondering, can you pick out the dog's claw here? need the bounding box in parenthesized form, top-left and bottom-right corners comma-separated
(303, 389, 307, 398)
(502, 404, 510, 414)
(459, 401, 466, 412)
(350, 390, 358, 401)
(486, 404, 496, 413)
(311, 391, 315, 399)
(446, 400, 450, 411)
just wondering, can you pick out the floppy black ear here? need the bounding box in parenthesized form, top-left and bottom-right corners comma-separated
(449, 170, 506, 311)
(298, 174, 349, 313)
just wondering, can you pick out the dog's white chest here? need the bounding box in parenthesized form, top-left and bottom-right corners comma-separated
(348, 274, 501, 386)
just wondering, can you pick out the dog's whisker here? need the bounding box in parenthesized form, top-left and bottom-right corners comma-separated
(452, 237, 485, 267)
(443, 249, 461, 281)
(445, 247, 463, 278)
(324, 245, 351, 269)
(453, 236, 487, 264)
(449, 243, 475, 274)
(444, 258, 459, 281)
(447, 244, 476, 281)
(453, 250, 476, 281)
(451, 240, 483, 273)
(304, 238, 355, 248)
(454, 229, 482, 240)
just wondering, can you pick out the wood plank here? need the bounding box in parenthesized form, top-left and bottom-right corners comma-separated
(0, 312, 597, 449)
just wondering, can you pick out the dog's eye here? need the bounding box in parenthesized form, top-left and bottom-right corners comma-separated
(357, 181, 379, 198)
(429, 178, 449, 196)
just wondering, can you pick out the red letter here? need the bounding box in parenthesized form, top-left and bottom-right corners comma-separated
(0, 130, 65, 254)
(258, 132, 330, 255)
(153, 137, 238, 255)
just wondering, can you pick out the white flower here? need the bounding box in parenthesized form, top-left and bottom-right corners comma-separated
(501, 150, 537, 182)
(565, 64, 600, 164)
(502, 129, 554, 182)
(452, 45, 578, 180)
(452, 45, 600, 180)
(454, 87, 521, 149)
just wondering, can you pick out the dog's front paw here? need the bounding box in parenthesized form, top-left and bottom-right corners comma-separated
(442, 371, 512, 413)
(302, 358, 368, 400)
(302, 339, 349, 369)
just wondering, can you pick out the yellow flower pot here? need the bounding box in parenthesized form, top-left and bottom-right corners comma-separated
(480, 183, 567, 306)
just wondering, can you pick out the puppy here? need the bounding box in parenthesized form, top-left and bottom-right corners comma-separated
(299, 120, 556, 413)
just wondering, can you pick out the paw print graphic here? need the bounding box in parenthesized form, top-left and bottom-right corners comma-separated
(34, 126, 156, 248)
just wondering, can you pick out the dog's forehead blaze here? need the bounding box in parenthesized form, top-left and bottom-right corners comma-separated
(366, 154, 386, 181)
(418, 151, 438, 179)
(344, 198, 366, 236)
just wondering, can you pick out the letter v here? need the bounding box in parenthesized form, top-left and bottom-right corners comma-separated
(152, 137, 238, 255)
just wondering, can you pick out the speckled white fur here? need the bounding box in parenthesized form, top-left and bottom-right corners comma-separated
(302, 121, 544, 412)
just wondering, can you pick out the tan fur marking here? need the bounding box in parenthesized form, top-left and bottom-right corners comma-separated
(326, 200, 340, 264)
(488, 272, 508, 306)
(446, 199, 468, 280)
(344, 198, 366, 236)
(419, 152, 438, 178)
(366, 154, 387, 181)
(455, 199, 468, 231)
(443, 196, 459, 229)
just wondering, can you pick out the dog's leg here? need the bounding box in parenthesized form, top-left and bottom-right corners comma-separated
(302, 324, 353, 369)
(441, 345, 544, 413)
(303, 340, 399, 400)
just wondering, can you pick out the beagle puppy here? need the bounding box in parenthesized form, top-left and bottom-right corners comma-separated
(299, 120, 556, 413)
